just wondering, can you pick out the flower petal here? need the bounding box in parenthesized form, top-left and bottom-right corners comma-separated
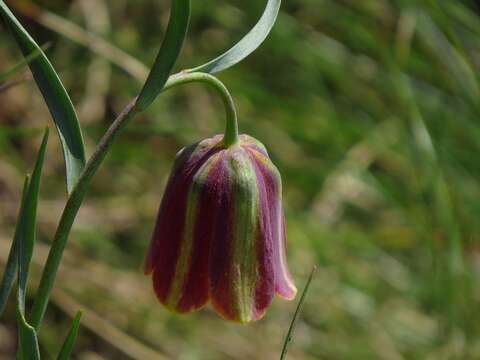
(169, 151, 225, 312)
(248, 148, 297, 300)
(209, 148, 269, 323)
(240, 134, 268, 157)
(147, 140, 222, 309)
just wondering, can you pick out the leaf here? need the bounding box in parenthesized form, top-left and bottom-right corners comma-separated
(280, 266, 316, 360)
(17, 128, 49, 312)
(416, 11, 479, 101)
(0, 1, 86, 194)
(14, 130, 48, 359)
(0, 124, 46, 316)
(0, 177, 29, 317)
(187, 0, 281, 74)
(16, 308, 41, 360)
(9, 3, 148, 82)
(135, 0, 191, 110)
(56, 311, 82, 360)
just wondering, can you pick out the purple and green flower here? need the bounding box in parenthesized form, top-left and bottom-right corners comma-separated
(145, 134, 297, 323)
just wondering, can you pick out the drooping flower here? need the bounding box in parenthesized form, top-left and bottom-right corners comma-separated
(144, 134, 296, 323)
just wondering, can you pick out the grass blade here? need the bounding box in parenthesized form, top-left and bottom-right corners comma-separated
(16, 226, 41, 360)
(0, 1, 86, 194)
(135, 0, 190, 110)
(0, 43, 49, 83)
(9, 0, 148, 82)
(16, 233, 41, 359)
(16, 308, 41, 360)
(416, 10, 479, 101)
(0, 177, 29, 317)
(30, 99, 137, 331)
(187, 0, 281, 74)
(56, 311, 82, 360)
(14, 130, 49, 358)
(17, 128, 49, 311)
(0, 129, 46, 315)
(280, 266, 316, 360)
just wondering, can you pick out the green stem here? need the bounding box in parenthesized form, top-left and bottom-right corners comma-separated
(30, 98, 138, 329)
(162, 72, 239, 146)
(280, 267, 317, 360)
(30, 71, 238, 330)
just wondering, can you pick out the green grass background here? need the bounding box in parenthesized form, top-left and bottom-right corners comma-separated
(1, 0, 480, 358)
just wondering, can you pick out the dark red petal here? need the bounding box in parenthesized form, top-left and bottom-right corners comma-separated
(251, 223, 275, 321)
(175, 153, 226, 312)
(248, 152, 276, 320)
(248, 148, 297, 300)
(147, 141, 222, 305)
(207, 153, 238, 321)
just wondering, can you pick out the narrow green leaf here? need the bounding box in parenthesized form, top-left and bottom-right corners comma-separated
(56, 311, 82, 360)
(18, 128, 49, 312)
(0, 177, 29, 317)
(15, 136, 48, 360)
(187, 0, 281, 74)
(0, 43, 50, 83)
(30, 100, 137, 331)
(280, 266, 316, 360)
(16, 273, 40, 360)
(416, 11, 479, 100)
(0, 1, 86, 194)
(135, 0, 190, 110)
(16, 308, 41, 360)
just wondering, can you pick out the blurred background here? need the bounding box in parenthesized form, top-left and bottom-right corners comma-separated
(1, 0, 480, 358)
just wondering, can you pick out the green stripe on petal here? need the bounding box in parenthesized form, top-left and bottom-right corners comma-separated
(229, 149, 260, 323)
(165, 153, 221, 309)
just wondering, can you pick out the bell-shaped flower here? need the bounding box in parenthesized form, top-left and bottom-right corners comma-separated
(144, 133, 296, 323)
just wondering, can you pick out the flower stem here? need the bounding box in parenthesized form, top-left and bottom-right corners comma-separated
(30, 71, 238, 330)
(30, 99, 138, 329)
(162, 72, 239, 146)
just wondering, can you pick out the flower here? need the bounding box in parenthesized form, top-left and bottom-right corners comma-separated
(144, 134, 296, 323)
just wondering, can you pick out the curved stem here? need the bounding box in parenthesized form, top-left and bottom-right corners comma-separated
(162, 72, 239, 146)
(30, 71, 238, 330)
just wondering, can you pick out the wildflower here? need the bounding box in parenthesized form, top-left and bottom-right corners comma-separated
(144, 134, 296, 323)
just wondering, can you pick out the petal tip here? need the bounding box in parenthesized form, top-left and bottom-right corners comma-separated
(276, 282, 298, 301)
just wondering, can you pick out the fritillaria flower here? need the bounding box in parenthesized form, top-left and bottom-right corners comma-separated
(144, 133, 297, 323)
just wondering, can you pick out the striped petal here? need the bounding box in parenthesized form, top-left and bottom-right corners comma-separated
(248, 147, 297, 300)
(145, 134, 296, 323)
(165, 150, 225, 312)
(146, 137, 222, 308)
(208, 147, 275, 323)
